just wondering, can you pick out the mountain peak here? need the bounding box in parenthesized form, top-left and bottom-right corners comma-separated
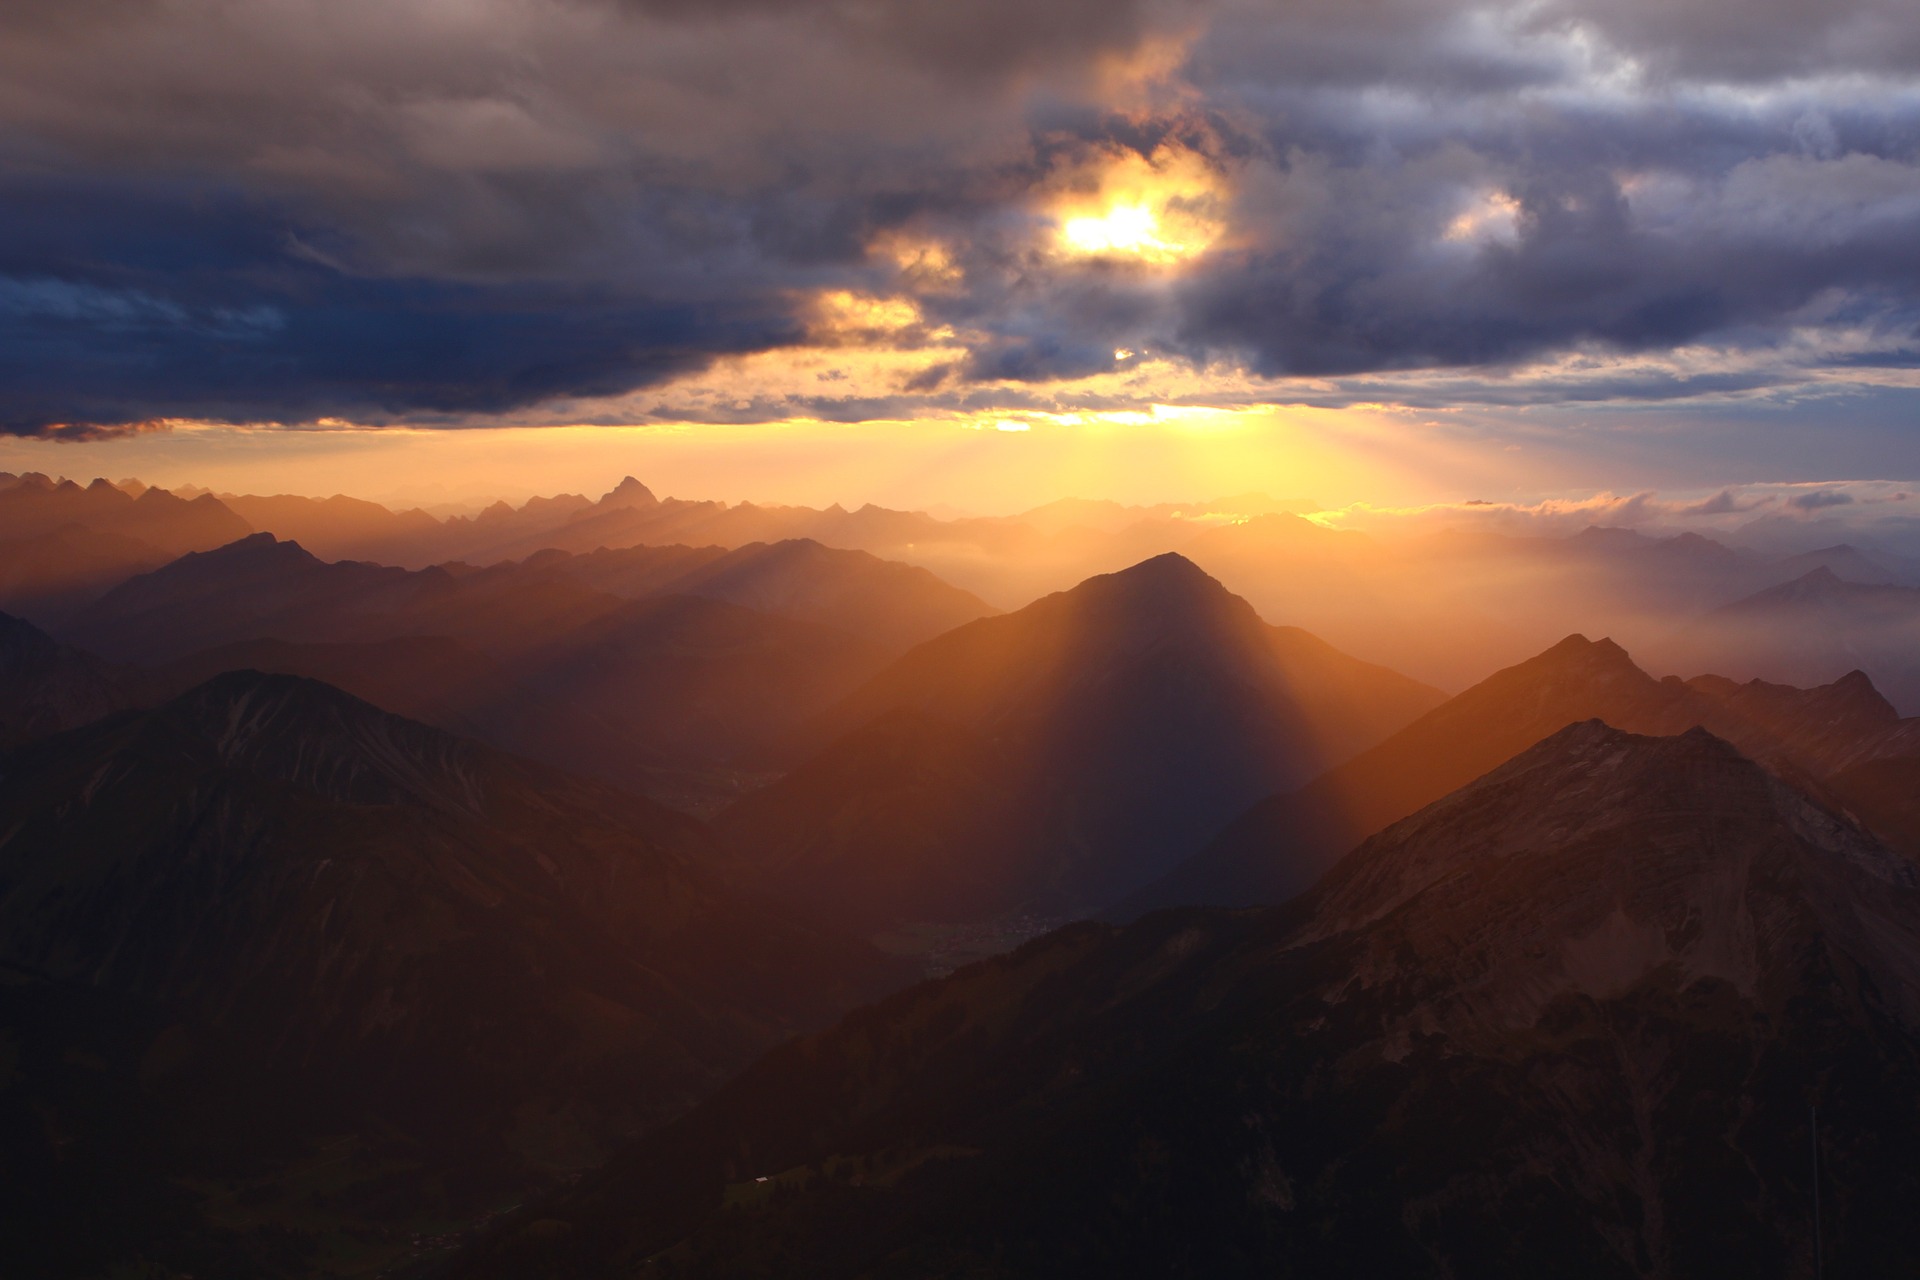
(601, 476, 659, 508)
(198, 530, 318, 566)
(1065, 553, 1250, 640)
(1094, 551, 1224, 597)
(161, 669, 495, 815)
(1312, 717, 1879, 941)
(1527, 632, 1637, 672)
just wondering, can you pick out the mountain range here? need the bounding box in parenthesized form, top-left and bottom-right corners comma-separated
(1663, 567, 1920, 712)
(451, 720, 1920, 1279)
(9, 473, 1920, 1276)
(1125, 632, 1911, 916)
(15, 470, 1920, 715)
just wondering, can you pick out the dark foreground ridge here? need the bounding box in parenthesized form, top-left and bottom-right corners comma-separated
(449, 721, 1920, 1279)
(0, 670, 908, 1275)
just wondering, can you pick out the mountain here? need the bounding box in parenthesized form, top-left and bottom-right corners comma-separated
(529, 538, 998, 655)
(506, 593, 889, 769)
(1126, 634, 1900, 915)
(1819, 715, 1920, 859)
(150, 635, 695, 801)
(1664, 567, 1920, 713)
(713, 710, 1053, 932)
(1778, 543, 1912, 586)
(217, 491, 445, 562)
(450, 722, 1920, 1279)
(1683, 668, 1900, 775)
(73, 535, 902, 783)
(0, 474, 253, 624)
(0, 672, 910, 1275)
(63, 533, 625, 663)
(0, 611, 144, 747)
(730, 554, 1444, 921)
(0, 472, 251, 554)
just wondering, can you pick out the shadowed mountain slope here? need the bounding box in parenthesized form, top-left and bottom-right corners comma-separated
(1125, 634, 1902, 915)
(149, 635, 711, 805)
(521, 537, 998, 656)
(506, 593, 888, 768)
(0, 611, 145, 748)
(449, 723, 1920, 1280)
(0, 672, 910, 1274)
(737, 554, 1444, 920)
(64, 534, 904, 776)
(631, 538, 996, 655)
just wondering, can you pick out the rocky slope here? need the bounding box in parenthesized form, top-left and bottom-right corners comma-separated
(449, 723, 1920, 1279)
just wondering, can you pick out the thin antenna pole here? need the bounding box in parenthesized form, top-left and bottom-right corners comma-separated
(1812, 1103, 1823, 1280)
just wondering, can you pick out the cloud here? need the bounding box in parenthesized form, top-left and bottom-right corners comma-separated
(1318, 480, 1920, 542)
(1681, 488, 1765, 516)
(4, 0, 1920, 434)
(1790, 488, 1857, 510)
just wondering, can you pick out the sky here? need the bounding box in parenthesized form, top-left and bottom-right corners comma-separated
(1, 0, 1917, 509)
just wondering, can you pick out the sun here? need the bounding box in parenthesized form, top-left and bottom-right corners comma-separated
(1051, 147, 1223, 266)
(1063, 204, 1171, 257)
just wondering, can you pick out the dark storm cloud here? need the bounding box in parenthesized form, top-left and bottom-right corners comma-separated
(607, 0, 1178, 79)
(2, 0, 1920, 433)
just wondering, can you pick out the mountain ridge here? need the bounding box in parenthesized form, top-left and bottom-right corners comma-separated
(448, 721, 1920, 1279)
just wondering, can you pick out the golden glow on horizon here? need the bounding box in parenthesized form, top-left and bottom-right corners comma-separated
(0, 404, 1469, 518)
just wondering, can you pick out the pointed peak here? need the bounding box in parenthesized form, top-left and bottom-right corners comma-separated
(1834, 668, 1880, 693)
(1538, 633, 1621, 658)
(195, 532, 317, 566)
(1511, 634, 1645, 679)
(601, 476, 659, 509)
(1110, 552, 1214, 583)
(1059, 554, 1245, 629)
(1822, 669, 1900, 719)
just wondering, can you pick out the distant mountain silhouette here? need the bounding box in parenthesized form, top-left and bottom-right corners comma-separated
(732, 554, 1444, 920)
(65, 535, 907, 775)
(0, 671, 909, 1273)
(524, 537, 997, 655)
(1664, 568, 1920, 712)
(452, 722, 1920, 1279)
(64, 532, 623, 662)
(1125, 634, 1903, 915)
(0, 474, 252, 624)
(0, 473, 249, 555)
(218, 491, 444, 563)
